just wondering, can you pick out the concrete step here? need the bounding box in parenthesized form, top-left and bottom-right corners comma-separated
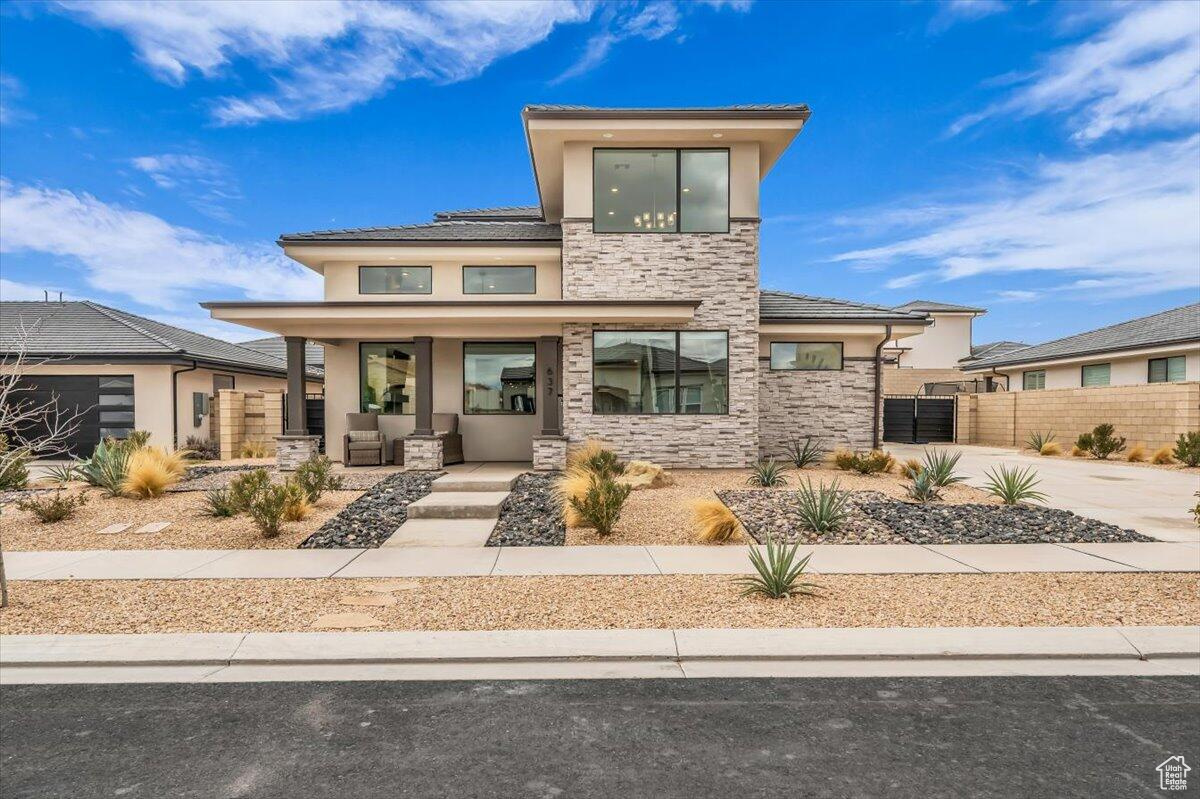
(383, 519, 497, 547)
(406, 491, 510, 520)
(431, 474, 519, 493)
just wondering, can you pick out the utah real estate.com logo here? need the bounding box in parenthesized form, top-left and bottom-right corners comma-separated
(1157, 756, 1191, 791)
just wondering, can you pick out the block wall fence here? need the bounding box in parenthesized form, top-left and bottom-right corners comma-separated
(213, 389, 283, 460)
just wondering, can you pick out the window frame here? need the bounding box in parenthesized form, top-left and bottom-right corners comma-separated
(461, 340, 537, 416)
(591, 329, 729, 416)
(1022, 370, 1046, 390)
(359, 341, 416, 415)
(592, 147, 730, 235)
(461, 265, 537, 296)
(1080, 362, 1112, 387)
(1148, 355, 1186, 384)
(358, 265, 433, 295)
(768, 341, 844, 372)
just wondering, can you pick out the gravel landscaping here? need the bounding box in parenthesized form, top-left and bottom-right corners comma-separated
(488, 473, 564, 546)
(2, 573, 1194, 635)
(299, 472, 441, 549)
(174, 464, 392, 492)
(719, 490, 903, 544)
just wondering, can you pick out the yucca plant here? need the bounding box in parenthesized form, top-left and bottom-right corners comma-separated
(735, 533, 819, 599)
(920, 449, 966, 487)
(783, 436, 825, 469)
(42, 462, 79, 485)
(692, 498, 742, 543)
(982, 465, 1047, 505)
(795, 478, 850, 532)
(906, 470, 942, 503)
(747, 459, 788, 487)
(1025, 431, 1055, 452)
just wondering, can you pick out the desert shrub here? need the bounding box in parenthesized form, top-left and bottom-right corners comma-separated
(567, 473, 631, 537)
(1173, 432, 1200, 467)
(42, 463, 79, 485)
(1040, 442, 1062, 456)
(16, 488, 88, 523)
(899, 458, 923, 480)
(1152, 446, 1175, 465)
(1025, 431, 1055, 453)
(78, 438, 134, 497)
(735, 533, 819, 600)
(747, 459, 788, 487)
(618, 460, 670, 490)
(982, 465, 1046, 505)
(692, 499, 742, 543)
(294, 455, 343, 503)
(566, 439, 623, 476)
(795, 478, 851, 532)
(783, 436, 825, 469)
(229, 468, 272, 512)
(184, 436, 220, 461)
(1070, 444, 1088, 457)
(553, 466, 593, 527)
(281, 479, 312, 522)
(239, 438, 270, 459)
(125, 430, 152, 449)
(247, 482, 291, 537)
(1125, 444, 1147, 463)
(906, 470, 943, 503)
(121, 447, 188, 498)
(1086, 424, 1126, 459)
(0, 435, 31, 490)
(203, 487, 238, 518)
(920, 449, 966, 487)
(833, 449, 894, 475)
(1074, 432, 1093, 453)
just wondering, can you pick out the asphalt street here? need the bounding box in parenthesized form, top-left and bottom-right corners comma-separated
(2, 676, 1197, 798)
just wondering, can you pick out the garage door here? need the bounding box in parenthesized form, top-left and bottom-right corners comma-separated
(9, 375, 136, 458)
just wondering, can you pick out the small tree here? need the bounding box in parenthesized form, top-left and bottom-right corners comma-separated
(1, 319, 88, 607)
(1086, 423, 1126, 460)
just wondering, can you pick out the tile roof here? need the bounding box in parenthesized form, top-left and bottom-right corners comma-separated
(432, 206, 543, 222)
(894, 299, 986, 314)
(759, 291, 930, 323)
(961, 340, 1030, 363)
(239, 336, 326, 376)
(278, 220, 561, 244)
(0, 301, 321, 378)
(966, 303, 1200, 370)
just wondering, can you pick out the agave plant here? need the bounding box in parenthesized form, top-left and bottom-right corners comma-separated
(76, 438, 134, 497)
(795, 478, 850, 532)
(747, 459, 788, 487)
(42, 462, 79, 485)
(735, 533, 819, 599)
(983, 465, 1047, 505)
(920, 449, 966, 487)
(1025, 431, 1055, 453)
(906, 469, 942, 503)
(783, 436, 826, 469)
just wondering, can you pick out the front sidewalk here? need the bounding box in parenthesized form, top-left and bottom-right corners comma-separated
(5, 541, 1199, 580)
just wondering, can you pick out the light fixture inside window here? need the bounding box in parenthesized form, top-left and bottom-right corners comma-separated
(610, 187, 618, 193)
(711, 133, 723, 139)
(601, 132, 613, 139)
(682, 188, 690, 193)
(607, 211, 614, 215)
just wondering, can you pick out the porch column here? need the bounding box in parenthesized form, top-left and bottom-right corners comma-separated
(537, 335, 562, 436)
(413, 335, 434, 436)
(284, 336, 307, 435)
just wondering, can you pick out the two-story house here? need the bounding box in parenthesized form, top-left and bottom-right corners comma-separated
(204, 105, 929, 470)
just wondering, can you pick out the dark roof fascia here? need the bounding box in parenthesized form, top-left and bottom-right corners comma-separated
(522, 106, 812, 121)
(202, 299, 703, 310)
(964, 335, 1200, 371)
(0, 352, 324, 381)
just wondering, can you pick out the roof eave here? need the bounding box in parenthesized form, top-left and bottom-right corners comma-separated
(521, 106, 812, 122)
(963, 336, 1200, 372)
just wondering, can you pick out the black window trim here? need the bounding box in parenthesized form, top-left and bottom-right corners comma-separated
(768, 341, 844, 372)
(1022, 369, 1046, 390)
(591, 329, 730, 416)
(1080, 362, 1112, 387)
(461, 265, 538, 296)
(358, 265, 433, 295)
(592, 147, 731, 235)
(1148, 355, 1185, 384)
(359, 340, 416, 415)
(462, 340, 538, 416)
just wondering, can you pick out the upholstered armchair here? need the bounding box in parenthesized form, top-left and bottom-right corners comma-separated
(343, 412, 386, 466)
(433, 413, 465, 466)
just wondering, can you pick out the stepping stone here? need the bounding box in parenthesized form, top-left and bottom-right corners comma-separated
(339, 594, 398, 607)
(364, 579, 422, 593)
(134, 522, 171, 534)
(310, 612, 385, 629)
(95, 523, 131, 535)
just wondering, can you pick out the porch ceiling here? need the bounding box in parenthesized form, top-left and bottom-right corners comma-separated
(202, 299, 700, 340)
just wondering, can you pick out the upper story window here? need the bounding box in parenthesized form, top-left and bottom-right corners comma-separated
(593, 149, 728, 233)
(769, 342, 843, 371)
(1148, 355, 1186, 383)
(463, 266, 536, 295)
(359, 266, 431, 294)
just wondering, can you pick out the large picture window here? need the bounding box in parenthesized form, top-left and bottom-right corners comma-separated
(464, 342, 536, 415)
(769, 342, 843, 371)
(360, 343, 415, 414)
(593, 149, 728, 233)
(593, 331, 728, 414)
(359, 266, 432, 294)
(1148, 356, 1186, 383)
(463, 266, 536, 294)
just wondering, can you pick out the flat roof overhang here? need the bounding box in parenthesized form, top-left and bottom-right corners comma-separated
(202, 299, 701, 341)
(760, 321, 929, 339)
(281, 244, 562, 273)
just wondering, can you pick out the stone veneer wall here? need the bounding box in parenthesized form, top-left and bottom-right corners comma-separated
(758, 360, 877, 457)
(403, 436, 444, 470)
(559, 220, 760, 467)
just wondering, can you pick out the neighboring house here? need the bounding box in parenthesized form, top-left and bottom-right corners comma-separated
(960, 340, 1029, 366)
(882, 300, 998, 394)
(203, 104, 930, 468)
(963, 303, 1200, 390)
(240, 336, 326, 378)
(0, 300, 323, 456)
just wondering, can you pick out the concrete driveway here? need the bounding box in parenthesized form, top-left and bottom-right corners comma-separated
(888, 443, 1200, 543)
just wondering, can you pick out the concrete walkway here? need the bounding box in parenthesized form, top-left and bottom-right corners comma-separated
(5, 541, 1197, 580)
(385, 463, 526, 547)
(890, 443, 1200, 542)
(2, 625, 1196, 683)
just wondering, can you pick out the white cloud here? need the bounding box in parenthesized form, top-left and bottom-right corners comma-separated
(0, 178, 322, 309)
(0, 73, 32, 125)
(129, 153, 241, 222)
(927, 0, 1008, 34)
(949, 2, 1200, 142)
(833, 137, 1200, 299)
(0, 278, 62, 302)
(54, 0, 597, 124)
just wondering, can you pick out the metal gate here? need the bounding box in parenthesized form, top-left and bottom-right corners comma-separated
(283, 393, 326, 453)
(883, 395, 956, 444)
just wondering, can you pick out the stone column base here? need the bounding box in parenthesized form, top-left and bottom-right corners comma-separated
(404, 435, 444, 470)
(532, 435, 568, 471)
(276, 435, 321, 471)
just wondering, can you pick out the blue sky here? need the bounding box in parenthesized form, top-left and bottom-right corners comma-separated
(1, 0, 1197, 344)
